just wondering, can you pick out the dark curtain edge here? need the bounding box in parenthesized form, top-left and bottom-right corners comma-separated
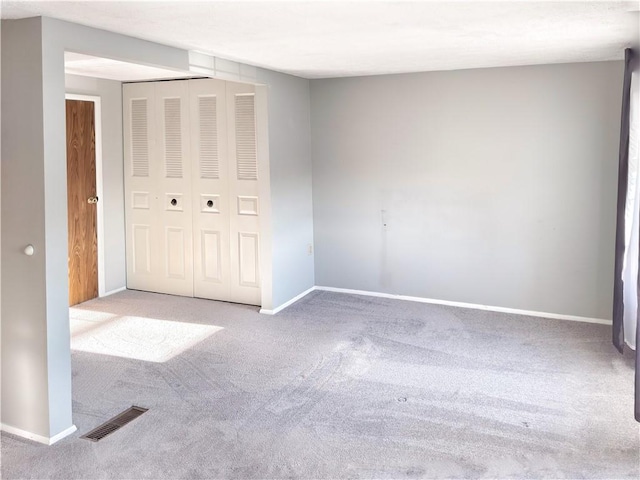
(619, 47, 640, 421)
(629, 48, 640, 422)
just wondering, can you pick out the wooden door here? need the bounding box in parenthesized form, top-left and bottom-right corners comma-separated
(66, 99, 98, 306)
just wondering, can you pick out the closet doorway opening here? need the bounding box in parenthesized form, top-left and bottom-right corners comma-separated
(123, 78, 263, 306)
(63, 51, 272, 310)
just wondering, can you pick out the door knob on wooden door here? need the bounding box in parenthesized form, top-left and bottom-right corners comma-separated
(87, 196, 99, 204)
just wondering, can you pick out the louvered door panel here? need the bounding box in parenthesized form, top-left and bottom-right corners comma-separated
(155, 80, 193, 296)
(227, 83, 261, 306)
(198, 95, 220, 179)
(235, 95, 258, 181)
(189, 78, 231, 301)
(131, 99, 150, 177)
(164, 98, 184, 178)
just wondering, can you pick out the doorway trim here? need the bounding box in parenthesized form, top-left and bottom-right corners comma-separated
(65, 93, 106, 298)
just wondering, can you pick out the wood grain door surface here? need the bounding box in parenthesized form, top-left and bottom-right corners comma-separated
(66, 99, 98, 306)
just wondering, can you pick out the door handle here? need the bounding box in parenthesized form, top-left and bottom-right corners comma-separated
(87, 196, 99, 204)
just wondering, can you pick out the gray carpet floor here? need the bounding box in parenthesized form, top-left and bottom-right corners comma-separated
(1, 289, 638, 479)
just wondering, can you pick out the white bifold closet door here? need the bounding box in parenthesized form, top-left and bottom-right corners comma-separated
(124, 78, 261, 306)
(226, 82, 261, 306)
(124, 80, 193, 297)
(157, 80, 194, 297)
(190, 79, 231, 301)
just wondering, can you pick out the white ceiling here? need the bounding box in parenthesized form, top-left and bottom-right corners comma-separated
(2, 1, 639, 79)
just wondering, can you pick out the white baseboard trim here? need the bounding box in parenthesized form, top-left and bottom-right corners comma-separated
(49, 424, 78, 444)
(102, 286, 126, 297)
(260, 286, 317, 315)
(1, 423, 77, 445)
(315, 286, 612, 325)
(257, 284, 611, 324)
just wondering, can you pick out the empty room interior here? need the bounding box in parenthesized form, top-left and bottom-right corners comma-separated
(1, 1, 640, 479)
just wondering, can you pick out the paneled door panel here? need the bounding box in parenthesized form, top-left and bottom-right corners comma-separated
(238, 232, 260, 287)
(190, 78, 231, 301)
(132, 224, 152, 275)
(166, 227, 187, 279)
(227, 83, 261, 306)
(201, 230, 223, 282)
(66, 99, 98, 306)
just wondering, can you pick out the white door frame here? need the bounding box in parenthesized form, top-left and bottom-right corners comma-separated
(65, 93, 106, 298)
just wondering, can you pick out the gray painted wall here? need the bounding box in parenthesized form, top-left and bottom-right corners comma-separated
(257, 68, 315, 308)
(65, 74, 126, 293)
(311, 62, 623, 319)
(1, 17, 54, 438)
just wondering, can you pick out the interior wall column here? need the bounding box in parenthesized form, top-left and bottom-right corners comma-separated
(1, 17, 75, 443)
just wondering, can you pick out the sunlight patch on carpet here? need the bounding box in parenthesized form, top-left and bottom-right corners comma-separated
(70, 311, 223, 362)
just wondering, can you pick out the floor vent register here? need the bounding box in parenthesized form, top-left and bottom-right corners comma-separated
(81, 406, 148, 442)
